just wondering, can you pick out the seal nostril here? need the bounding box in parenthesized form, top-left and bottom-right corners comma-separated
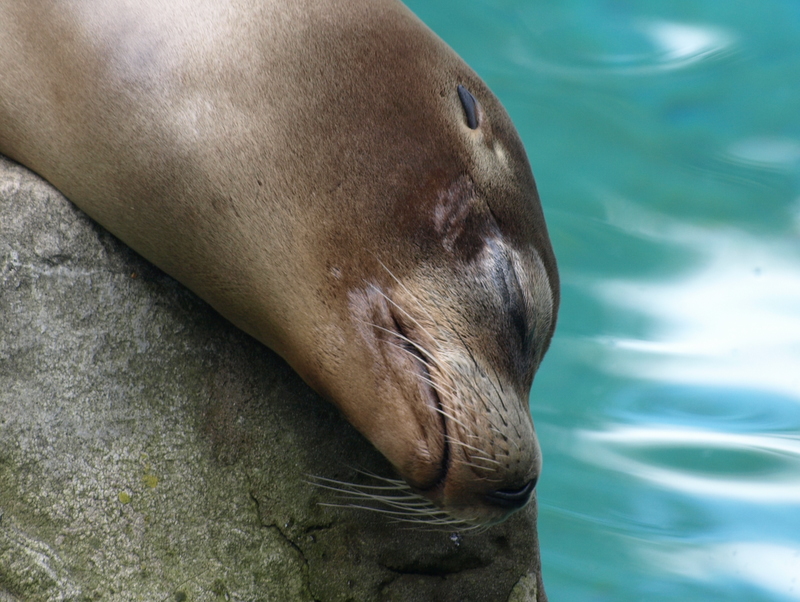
(484, 478, 536, 510)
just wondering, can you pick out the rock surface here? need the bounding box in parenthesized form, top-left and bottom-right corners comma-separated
(0, 155, 545, 601)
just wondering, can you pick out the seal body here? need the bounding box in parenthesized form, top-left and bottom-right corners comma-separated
(0, 0, 559, 526)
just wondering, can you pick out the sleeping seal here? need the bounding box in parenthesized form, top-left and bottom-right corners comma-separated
(0, 0, 559, 527)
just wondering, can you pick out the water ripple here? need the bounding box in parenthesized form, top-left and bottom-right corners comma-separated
(515, 18, 736, 77)
(588, 200, 800, 401)
(577, 425, 800, 502)
(726, 137, 800, 170)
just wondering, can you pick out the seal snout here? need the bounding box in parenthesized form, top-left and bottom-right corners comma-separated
(351, 270, 548, 525)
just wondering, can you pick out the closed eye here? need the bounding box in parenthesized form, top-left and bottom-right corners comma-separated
(487, 240, 533, 356)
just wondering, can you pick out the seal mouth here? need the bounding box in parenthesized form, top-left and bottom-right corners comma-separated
(386, 308, 451, 493)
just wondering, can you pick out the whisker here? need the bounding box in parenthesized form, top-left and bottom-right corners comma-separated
(490, 365, 506, 396)
(371, 259, 445, 338)
(464, 447, 508, 479)
(488, 423, 521, 451)
(390, 353, 458, 397)
(432, 348, 507, 437)
(308, 475, 411, 494)
(311, 485, 454, 516)
(319, 503, 458, 525)
(443, 436, 500, 463)
(365, 280, 443, 353)
(332, 496, 447, 514)
(433, 406, 473, 434)
(371, 255, 520, 451)
(399, 362, 513, 469)
(310, 484, 423, 503)
(310, 472, 482, 526)
(350, 468, 410, 486)
(444, 381, 508, 445)
(309, 471, 501, 531)
(358, 295, 511, 445)
(360, 319, 463, 397)
(381, 335, 495, 446)
(358, 318, 444, 372)
(433, 310, 514, 433)
(312, 485, 420, 503)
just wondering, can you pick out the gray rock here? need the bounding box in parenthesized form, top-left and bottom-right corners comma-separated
(0, 155, 546, 601)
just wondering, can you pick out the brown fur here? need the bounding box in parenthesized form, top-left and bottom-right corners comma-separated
(0, 0, 559, 525)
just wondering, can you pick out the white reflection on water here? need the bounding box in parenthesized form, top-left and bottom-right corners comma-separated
(644, 21, 734, 67)
(591, 201, 800, 401)
(727, 137, 800, 169)
(516, 19, 734, 76)
(644, 542, 800, 600)
(577, 426, 800, 502)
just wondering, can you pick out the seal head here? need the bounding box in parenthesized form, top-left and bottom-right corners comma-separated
(0, 0, 559, 526)
(342, 84, 558, 524)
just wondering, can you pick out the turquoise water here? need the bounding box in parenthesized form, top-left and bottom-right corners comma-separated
(405, 1, 800, 600)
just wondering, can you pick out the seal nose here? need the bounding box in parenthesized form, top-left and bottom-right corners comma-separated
(484, 478, 536, 510)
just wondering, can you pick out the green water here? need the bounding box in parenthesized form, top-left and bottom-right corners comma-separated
(405, 1, 800, 600)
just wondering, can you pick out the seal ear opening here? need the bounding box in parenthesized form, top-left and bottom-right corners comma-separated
(457, 85, 481, 130)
